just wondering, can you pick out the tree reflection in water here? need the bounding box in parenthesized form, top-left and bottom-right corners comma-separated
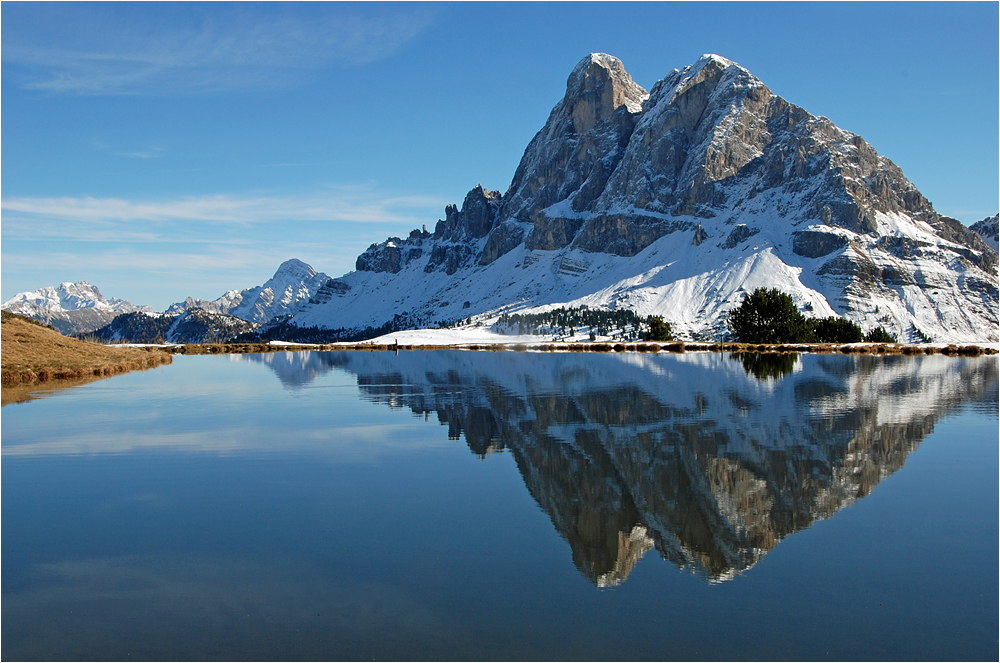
(731, 351, 798, 380)
(242, 350, 998, 585)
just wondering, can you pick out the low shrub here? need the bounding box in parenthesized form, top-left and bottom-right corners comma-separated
(814, 317, 863, 343)
(864, 326, 898, 343)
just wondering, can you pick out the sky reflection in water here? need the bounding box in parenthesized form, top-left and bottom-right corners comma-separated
(2, 351, 997, 660)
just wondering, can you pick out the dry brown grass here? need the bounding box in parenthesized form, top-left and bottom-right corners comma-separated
(1, 311, 172, 387)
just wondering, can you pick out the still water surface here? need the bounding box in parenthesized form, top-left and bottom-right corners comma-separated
(2, 350, 997, 660)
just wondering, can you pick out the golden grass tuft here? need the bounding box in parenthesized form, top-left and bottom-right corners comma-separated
(1, 311, 172, 387)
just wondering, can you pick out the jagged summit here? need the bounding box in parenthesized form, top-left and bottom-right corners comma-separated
(696, 53, 735, 68)
(500, 54, 650, 236)
(566, 53, 648, 116)
(971, 214, 999, 252)
(36, 54, 988, 344)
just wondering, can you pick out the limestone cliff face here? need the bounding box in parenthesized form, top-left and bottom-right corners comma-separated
(502, 54, 648, 251)
(291, 53, 998, 343)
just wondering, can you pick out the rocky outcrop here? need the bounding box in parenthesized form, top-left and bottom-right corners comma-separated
(424, 243, 475, 275)
(480, 222, 526, 265)
(505, 53, 648, 248)
(434, 186, 501, 241)
(720, 224, 760, 250)
(307, 278, 351, 306)
(361, 187, 502, 272)
(792, 230, 849, 258)
(356, 240, 405, 273)
(971, 214, 999, 252)
(571, 214, 692, 256)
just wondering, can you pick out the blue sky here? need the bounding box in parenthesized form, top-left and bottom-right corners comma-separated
(3, 1, 997, 310)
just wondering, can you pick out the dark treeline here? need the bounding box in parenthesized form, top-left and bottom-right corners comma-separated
(80, 312, 173, 344)
(235, 313, 418, 344)
(494, 306, 646, 339)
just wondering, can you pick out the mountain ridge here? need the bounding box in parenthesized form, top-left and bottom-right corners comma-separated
(164, 258, 330, 323)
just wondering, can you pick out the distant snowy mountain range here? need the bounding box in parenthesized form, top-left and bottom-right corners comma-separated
(1, 281, 153, 336)
(162, 258, 330, 323)
(4, 54, 998, 342)
(3, 259, 330, 340)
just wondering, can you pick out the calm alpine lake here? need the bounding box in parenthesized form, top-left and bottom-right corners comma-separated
(2, 350, 997, 661)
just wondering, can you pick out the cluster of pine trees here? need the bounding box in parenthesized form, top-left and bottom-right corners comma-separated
(494, 306, 646, 338)
(81, 311, 173, 344)
(727, 288, 898, 343)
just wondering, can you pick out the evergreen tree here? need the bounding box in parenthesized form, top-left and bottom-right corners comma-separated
(727, 288, 816, 343)
(864, 326, 898, 343)
(645, 316, 673, 341)
(813, 316, 863, 343)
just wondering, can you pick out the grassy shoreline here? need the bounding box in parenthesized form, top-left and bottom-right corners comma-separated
(1, 312, 173, 387)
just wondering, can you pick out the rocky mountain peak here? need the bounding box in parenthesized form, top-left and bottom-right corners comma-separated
(565, 53, 648, 128)
(501, 54, 650, 241)
(697, 53, 735, 68)
(270, 258, 317, 283)
(2, 280, 152, 335)
(165, 259, 330, 325)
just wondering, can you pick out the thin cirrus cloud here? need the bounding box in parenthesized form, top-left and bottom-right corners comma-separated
(1, 190, 448, 241)
(3, 8, 436, 95)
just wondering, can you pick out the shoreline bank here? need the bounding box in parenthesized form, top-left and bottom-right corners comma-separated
(161, 340, 999, 357)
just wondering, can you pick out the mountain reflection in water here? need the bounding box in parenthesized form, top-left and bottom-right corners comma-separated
(240, 350, 997, 585)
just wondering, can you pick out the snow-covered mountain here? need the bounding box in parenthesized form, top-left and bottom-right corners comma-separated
(166, 258, 331, 324)
(283, 53, 997, 343)
(239, 349, 998, 584)
(1, 281, 153, 335)
(971, 214, 999, 252)
(6, 259, 327, 341)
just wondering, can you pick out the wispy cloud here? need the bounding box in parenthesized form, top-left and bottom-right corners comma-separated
(2, 189, 448, 237)
(91, 139, 164, 159)
(3, 5, 436, 95)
